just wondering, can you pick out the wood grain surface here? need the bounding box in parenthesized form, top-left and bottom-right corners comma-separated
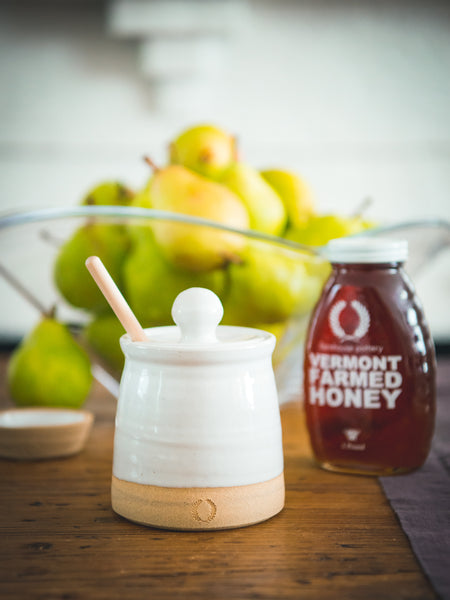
(0, 352, 435, 600)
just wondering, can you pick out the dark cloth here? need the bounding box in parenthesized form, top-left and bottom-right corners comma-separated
(380, 355, 450, 600)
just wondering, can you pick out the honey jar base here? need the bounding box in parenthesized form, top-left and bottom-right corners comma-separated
(111, 473, 285, 530)
(319, 460, 421, 477)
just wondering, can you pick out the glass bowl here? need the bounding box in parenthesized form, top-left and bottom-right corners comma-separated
(0, 206, 329, 403)
(0, 207, 448, 404)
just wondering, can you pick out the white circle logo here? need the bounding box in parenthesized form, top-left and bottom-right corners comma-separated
(329, 299, 370, 341)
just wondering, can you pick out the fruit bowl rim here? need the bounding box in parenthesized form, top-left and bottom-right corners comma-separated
(1, 206, 449, 280)
(1, 205, 448, 255)
(0, 205, 321, 256)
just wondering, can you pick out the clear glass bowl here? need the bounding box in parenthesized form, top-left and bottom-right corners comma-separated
(0, 207, 449, 404)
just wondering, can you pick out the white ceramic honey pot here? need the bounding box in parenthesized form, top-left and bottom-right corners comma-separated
(111, 287, 285, 530)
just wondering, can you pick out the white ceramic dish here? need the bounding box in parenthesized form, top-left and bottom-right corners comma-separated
(0, 407, 94, 459)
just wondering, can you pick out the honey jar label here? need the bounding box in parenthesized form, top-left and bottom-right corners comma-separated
(328, 299, 370, 342)
(305, 292, 405, 415)
(307, 351, 403, 410)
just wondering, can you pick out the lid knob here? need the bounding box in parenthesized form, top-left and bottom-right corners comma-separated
(172, 287, 224, 344)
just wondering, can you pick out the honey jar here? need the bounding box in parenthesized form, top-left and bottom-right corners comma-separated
(304, 238, 436, 475)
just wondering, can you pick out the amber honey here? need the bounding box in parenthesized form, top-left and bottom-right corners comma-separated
(304, 239, 436, 476)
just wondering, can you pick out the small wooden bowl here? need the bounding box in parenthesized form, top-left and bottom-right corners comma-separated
(0, 408, 94, 460)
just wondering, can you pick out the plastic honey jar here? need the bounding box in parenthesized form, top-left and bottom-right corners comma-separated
(303, 238, 436, 476)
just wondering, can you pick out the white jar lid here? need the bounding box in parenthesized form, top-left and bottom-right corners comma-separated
(120, 287, 275, 363)
(323, 238, 408, 264)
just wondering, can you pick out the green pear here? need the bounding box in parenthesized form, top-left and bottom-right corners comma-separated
(82, 181, 134, 206)
(220, 163, 287, 236)
(8, 318, 93, 409)
(222, 241, 322, 326)
(131, 188, 152, 210)
(130, 172, 153, 209)
(148, 164, 249, 271)
(285, 214, 373, 247)
(126, 178, 154, 246)
(54, 223, 130, 312)
(84, 312, 125, 373)
(169, 124, 237, 180)
(123, 231, 226, 327)
(261, 169, 315, 227)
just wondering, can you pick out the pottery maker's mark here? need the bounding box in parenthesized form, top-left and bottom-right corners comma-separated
(192, 498, 217, 523)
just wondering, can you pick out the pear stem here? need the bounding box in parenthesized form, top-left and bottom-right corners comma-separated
(85, 256, 147, 343)
(0, 263, 52, 318)
(143, 156, 160, 173)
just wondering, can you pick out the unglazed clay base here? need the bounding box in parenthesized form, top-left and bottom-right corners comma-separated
(111, 473, 285, 530)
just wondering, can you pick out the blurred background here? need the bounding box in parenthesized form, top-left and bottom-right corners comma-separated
(0, 0, 449, 343)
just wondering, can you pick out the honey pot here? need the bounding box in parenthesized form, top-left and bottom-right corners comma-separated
(111, 287, 285, 530)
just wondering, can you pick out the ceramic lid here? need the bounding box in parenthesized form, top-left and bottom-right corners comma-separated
(120, 287, 275, 361)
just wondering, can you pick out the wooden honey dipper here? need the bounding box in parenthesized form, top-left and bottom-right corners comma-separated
(85, 256, 147, 343)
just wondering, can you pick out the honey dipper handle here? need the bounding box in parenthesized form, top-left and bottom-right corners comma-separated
(85, 256, 147, 343)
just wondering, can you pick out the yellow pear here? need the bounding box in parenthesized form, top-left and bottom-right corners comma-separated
(149, 164, 249, 271)
(221, 163, 287, 236)
(169, 124, 237, 179)
(261, 169, 315, 227)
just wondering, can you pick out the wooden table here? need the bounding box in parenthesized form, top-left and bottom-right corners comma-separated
(0, 352, 436, 600)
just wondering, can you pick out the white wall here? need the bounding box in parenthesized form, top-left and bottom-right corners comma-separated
(0, 0, 449, 340)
